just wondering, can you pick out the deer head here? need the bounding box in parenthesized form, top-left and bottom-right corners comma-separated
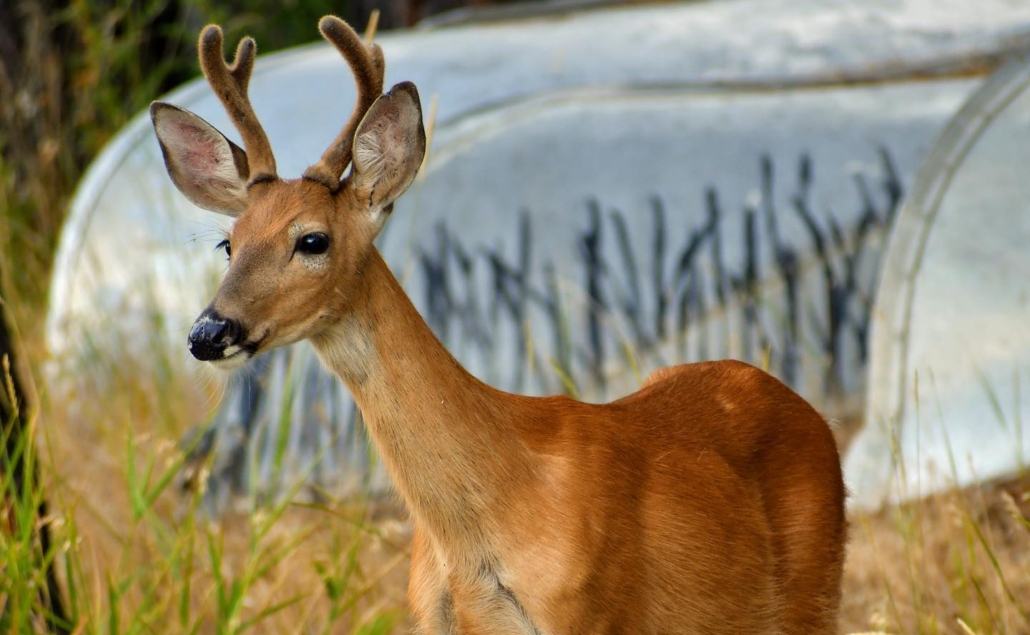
(150, 16, 426, 369)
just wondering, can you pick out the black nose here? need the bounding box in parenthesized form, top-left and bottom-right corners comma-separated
(188, 309, 241, 361)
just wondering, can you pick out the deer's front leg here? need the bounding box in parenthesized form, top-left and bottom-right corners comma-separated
(450, 568, 540, 635)
(409, 524, 455, 634)
(409, 526, 539, 635)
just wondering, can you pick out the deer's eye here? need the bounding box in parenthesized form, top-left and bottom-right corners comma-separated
(216, 239, 231, 259)
(297, 232, 329, 255)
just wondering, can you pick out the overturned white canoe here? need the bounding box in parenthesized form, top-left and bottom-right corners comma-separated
(48, 0, 1030, 509)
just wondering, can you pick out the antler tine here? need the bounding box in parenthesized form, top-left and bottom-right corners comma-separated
(198, 25, 278, 185)
(302, 15, 385, 191)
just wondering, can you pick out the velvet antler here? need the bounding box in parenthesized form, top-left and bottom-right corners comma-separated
(198, 25, 278, 186)
(302, 15, 385, 191)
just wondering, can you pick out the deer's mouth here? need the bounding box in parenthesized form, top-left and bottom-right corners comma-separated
(207, 336, 263, 369)
(208, 345, 248, 369)
(214, 329, 265, 364)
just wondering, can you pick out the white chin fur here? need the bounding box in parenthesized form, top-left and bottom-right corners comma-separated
(207, 349, 252, 371)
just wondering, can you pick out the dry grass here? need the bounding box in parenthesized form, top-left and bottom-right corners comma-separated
(31, 350, 1030, 634)
(30, 336, 414, 634)
(841, 476, 1030, 634)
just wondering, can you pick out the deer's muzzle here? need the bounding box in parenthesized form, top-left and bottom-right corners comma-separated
(188, 308, 243, 361)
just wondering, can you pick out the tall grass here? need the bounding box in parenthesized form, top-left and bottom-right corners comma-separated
(7, 286, 1028, 635)
(3, 306, 1027, 634)
(3, 332, 411, 634)
(842, 475, 1029, 634)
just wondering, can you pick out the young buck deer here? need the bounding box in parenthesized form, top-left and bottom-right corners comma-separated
(151, 16, 846, 634)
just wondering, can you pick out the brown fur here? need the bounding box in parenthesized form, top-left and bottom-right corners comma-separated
(319, 254, 846, 635)
(151, 16, 847, 634)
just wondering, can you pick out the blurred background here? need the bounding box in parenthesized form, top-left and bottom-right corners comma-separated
(3, 0, 1030, 633)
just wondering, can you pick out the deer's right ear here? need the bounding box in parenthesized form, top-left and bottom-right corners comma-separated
(150, 102, 250, 217)
(347, 82, 426, 233)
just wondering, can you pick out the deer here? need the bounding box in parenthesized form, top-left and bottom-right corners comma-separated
(149, 15, 847, 634)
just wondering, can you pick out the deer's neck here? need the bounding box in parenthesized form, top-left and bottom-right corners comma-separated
(311, 250, 530, 551)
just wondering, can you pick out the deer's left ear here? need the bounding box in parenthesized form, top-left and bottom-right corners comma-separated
(347, 82, 426, 231)
(151, 101, 250, 217)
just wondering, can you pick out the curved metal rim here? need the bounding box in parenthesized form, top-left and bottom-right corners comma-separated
(853, 52, 1030, 505)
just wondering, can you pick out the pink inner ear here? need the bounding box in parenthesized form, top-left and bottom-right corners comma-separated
(157, 109, 247, 213)
(177, 123, 227, 172)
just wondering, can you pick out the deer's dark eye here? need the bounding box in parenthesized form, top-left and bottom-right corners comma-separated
(216, 239, 231, 259)
(297, 232, 329, 255)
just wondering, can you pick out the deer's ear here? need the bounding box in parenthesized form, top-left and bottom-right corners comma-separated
(348, 82, 426, 231)
(150, 102, 250, 217)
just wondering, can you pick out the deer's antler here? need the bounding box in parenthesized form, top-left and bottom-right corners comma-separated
(302, 15, 385, 192)
(198, 25, 278, 185)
